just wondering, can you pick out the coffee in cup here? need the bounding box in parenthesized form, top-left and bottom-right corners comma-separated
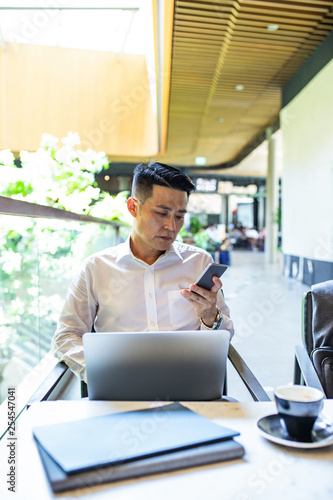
(274, 385, 324, 442)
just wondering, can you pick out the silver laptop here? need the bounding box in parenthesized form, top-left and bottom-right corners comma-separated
(83, 330, 230, 401)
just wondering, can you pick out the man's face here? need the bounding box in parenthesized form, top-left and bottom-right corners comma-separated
(129, 184, 188, 257)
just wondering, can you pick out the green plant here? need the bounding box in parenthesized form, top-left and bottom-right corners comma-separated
(189, 216, 203, 234)
(193, 231, 220, 252)
(0, 133, 132, 382)
(0, 132, 107, 212)
(178, 226, 191, 239)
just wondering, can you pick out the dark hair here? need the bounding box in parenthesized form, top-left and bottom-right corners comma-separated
(132, 161, 196, 204)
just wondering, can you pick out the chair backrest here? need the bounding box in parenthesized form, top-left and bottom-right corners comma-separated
(302, 290, 314, 355)
(311, 347, 333, 398)
(310, 280, 333, 349)
(302, 280, 333, 398)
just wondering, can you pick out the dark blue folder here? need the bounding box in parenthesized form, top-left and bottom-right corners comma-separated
(33, 402, 244, 492)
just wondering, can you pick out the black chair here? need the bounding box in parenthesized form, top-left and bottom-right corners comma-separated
(294, 281, 333, 398)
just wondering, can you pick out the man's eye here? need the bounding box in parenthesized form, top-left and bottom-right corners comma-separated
(156, 212, 167, 217)
(176, 215, 185, 221)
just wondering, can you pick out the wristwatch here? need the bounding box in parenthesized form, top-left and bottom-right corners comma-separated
(200, 308, 223, 330)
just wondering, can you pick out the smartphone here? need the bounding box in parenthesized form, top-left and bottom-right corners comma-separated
(194, 263, 228, 291)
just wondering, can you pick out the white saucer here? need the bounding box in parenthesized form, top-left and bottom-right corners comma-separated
(257, 413, 333, 449)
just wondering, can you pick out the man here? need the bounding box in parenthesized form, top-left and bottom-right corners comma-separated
(52, 162, 234, 382)
(205, 224, 221, 243)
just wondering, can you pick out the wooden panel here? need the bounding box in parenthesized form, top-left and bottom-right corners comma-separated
(0, 44, 158, 158)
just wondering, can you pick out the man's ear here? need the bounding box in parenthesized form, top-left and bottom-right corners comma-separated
(127, 197, 138, 217)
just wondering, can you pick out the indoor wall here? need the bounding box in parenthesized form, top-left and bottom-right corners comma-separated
(281, 57, 333, 284)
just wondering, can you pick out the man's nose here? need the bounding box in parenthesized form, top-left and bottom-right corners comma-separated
(164, 215, 176, 231)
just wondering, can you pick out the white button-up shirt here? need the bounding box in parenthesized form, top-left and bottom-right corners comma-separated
(52, 237, 234, 381)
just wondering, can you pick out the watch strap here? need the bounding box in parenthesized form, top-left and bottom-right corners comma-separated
(200, 308, 223, 330)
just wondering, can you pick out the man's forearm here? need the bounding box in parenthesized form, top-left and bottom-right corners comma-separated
(51, 330, 87, 382)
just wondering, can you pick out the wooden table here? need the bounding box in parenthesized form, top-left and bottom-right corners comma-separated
(1, 400, 333, 499)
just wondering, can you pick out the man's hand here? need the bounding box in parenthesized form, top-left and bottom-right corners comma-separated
(180, 276, 222, 327)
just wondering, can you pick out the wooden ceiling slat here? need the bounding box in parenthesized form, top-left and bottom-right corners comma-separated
(173, 33, 226, 43)
(239, 9, 326, 20)
(175, 13, 232, 23)
(175, 23, 320, 43)
(174, 27, 227, 37)
(176, 16, 319, 30)
(175, 9, 234, 21)
(172, 50, 219, 58)
(174, 19, 229, 28)
(230, 34, 312, 45)
(241, 1, 331, 14)
(238, 11, 324, 23)
(175, 25, 322, 41)
(177, 6, 327, 24)
(176, 1, 235, 12)
(173, 41, 221, 49)
(223, 42, 296, 52)
(235, 24, 317, 34)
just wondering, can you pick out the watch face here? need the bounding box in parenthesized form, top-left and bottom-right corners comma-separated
(213, 309, 222, 329)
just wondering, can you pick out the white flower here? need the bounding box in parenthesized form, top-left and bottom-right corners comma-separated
(0, 215, 33, 235)
(40, 133, 59, 150)
(84, 185, 101, 200)
(58, 187, 100, 213)
(0, 149, 15, 166)
(55, 146, 78, 165)
(61, 132, 81, 148)
(0, 250, 22, 274)
(76, 149, 108, 172)
(9, 298, 25, 315)
(0, 165, 21, 188)
(20, 149, 56, 175)
(89, 191, 132, 225)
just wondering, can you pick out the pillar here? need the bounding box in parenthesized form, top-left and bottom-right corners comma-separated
(265, 128, 279, 263)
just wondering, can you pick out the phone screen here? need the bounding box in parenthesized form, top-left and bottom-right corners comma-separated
(194, 263, 228, 291)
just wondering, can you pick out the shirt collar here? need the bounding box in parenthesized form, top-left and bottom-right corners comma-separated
(168, 241, 184, 261)
(115, 237, 184, 263)
(115, 236, 132, 263)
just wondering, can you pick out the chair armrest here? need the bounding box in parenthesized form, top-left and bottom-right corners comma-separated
(294, 345, 326, 395)
(228, 344, 271, 402)
(26, 362, 69, 408)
